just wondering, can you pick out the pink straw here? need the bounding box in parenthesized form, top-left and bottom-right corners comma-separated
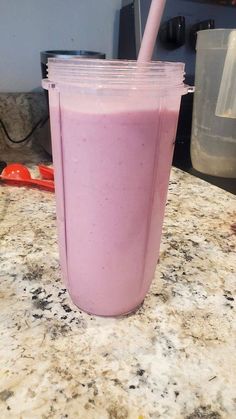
(138, 0, 166, 62)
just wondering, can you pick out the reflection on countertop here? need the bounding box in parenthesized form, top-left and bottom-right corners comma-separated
(174, 160, 236, 195)
(0, 162, 235, 418)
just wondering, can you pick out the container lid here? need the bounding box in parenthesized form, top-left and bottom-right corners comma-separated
(44, 58, 187, 94)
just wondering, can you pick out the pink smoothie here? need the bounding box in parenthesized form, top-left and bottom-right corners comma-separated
(50, 104, 179, 316)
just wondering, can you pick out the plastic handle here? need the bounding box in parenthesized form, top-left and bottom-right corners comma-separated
(216, 30, 236, 119)
(27, 178, 55, 191)
(0, 176, 55, 192)
(38, 165, 54, 180)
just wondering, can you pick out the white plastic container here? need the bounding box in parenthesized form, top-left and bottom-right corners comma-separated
(191, 29, 236, 178)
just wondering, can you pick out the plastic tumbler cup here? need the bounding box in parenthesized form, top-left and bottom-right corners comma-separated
(43, 58, 188, 316)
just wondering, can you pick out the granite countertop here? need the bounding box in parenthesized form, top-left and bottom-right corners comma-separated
(0, 165, 235, 419)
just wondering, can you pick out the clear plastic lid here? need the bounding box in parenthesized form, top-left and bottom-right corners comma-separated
(44, 58, 187, 94)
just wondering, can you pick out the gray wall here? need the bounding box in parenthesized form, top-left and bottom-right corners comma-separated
(0, 0, 121, 92)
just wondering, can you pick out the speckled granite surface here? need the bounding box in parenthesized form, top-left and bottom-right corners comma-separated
(0, 167, 235, 419)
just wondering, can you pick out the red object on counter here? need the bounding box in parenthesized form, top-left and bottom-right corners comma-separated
(0, 163, 55, 192)
(38, 164, 54, 180)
